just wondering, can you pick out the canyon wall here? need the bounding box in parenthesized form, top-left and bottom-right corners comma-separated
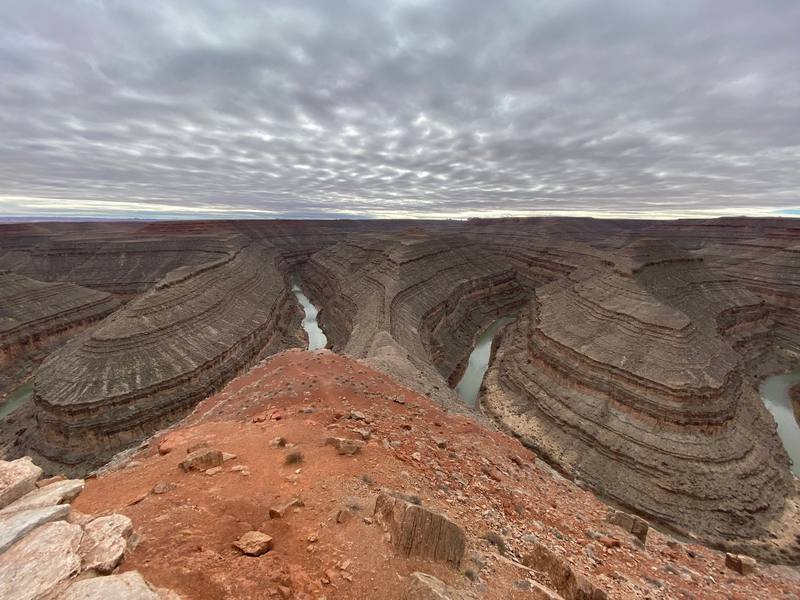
(29, 240, 304, 472)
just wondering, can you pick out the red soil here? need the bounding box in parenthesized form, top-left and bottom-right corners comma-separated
(74, 350, 800, 600)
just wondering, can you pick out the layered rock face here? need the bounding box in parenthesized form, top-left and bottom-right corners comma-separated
(301, 231, 529, 403)
(0, 271, 121, 392)
(30, 242, 303, 471)
(482, 238, 799, 560)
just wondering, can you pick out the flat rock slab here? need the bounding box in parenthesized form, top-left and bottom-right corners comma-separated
(0, 478, 84, 515)
(0, 504, 70, 554)
(58, 570, 161, 600)
(80, 513, 133, 573)
(402, 572, 476, 599)
(0, 457, 43, 509)
(0, 521, 83, 600)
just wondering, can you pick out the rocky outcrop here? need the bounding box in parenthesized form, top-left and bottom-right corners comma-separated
(30, 242, 304, 472)
(0, 456, 178, 600)
(374, 491, 466, 567)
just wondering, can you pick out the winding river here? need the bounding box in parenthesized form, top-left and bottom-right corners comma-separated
(760, 367, 800, 476)
(455, 316, 516, 406)
(291, 282, 328, 351)
(0, 381, 33, 419)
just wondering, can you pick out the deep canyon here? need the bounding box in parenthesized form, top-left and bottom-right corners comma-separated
(1, 216, 799, 567)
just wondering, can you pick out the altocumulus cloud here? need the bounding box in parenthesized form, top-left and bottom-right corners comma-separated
(0, 0, 798, 219)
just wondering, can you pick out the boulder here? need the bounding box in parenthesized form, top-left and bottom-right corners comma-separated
(58, 570, 161, 600)
(0, 457, 43, 509)
(79, 513, 134, 574)
(522, 540, 606, 600)
(402, 572, 474, 600)
(0, 521, 82, 600)
(0, 504, 70, 554)
(606, 510, 648, 544)
(373, 492, 465, 567)
(179, 448, 223, 472)
(325, 437, 364, 456)
(233, 531, 273, 556)
(725, 552, 757, 575)
(0, 479, 84, 515)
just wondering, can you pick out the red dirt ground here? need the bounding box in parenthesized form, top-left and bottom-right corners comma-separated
(73, 349, 800, 600)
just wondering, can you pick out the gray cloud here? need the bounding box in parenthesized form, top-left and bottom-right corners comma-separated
(0, 0, 798, 219)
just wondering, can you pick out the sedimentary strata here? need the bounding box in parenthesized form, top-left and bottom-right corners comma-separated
(0, 271, 120, 393)
(482, 238, 799, 561)
(30, 242, 303, 472)
(301, 231, 529, 405)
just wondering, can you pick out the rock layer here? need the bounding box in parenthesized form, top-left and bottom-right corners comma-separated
(31, 241, 303, 471)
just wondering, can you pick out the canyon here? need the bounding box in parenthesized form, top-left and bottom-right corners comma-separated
(1, 217, 799, 580)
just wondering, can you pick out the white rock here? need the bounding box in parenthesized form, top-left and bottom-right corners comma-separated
(0, 479, 84, 515)
(0, 521, 83, 600)
(0, 504, 70, 554)
(80, 513, 133, 574)
(58, 571, 161, 600)
(0, 457, 43, 510)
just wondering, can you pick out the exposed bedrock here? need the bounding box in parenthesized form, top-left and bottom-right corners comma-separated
(0, 272, 121, 393)
(0, 235, 233, 297)
(482, 240, 799, 562)
(301, 232, 530, 406)
(29, 242, 303, 472)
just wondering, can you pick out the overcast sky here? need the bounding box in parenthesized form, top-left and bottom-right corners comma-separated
(0, 0, 798, 220)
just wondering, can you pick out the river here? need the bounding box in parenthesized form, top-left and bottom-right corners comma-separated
(760, 367, 800, 476)
(291, 283, 328, 351)
(0, 381, 33, 419)
(455, 316, 516, 406)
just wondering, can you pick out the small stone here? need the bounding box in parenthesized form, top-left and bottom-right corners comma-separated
(725, 552, 757, 575)
(233, 531, 273, 556)
(277, 585, 292, 599)
(411, 452, 422, 462)
(179, 448, 223, 472)
(607, 510, 648, 544)
(270, 437, 287, 448)
(349, 410, 368, 421)
(222, 452, 237, 462)
(151, 481, 176, 495)
(433, 437, 448, 449)
(269, 497, 304, 519)
(205, 466, 223, 476)
(325, 437, 364, 456)
(231, 465, 250, 476)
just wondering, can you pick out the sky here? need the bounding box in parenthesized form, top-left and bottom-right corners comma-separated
(0, 0, 798, 220)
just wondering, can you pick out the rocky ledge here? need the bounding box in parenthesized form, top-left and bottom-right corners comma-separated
(0, 456, 179, 599)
